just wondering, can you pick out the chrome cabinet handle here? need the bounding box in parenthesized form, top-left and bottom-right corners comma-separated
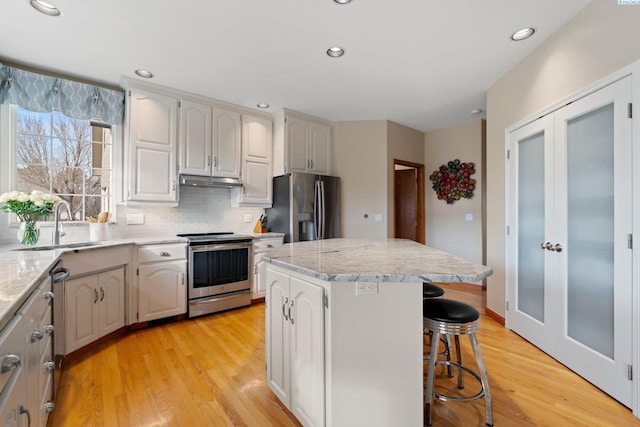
(289, 300, 294, 325)
(180, 273, 185, 286)
(94, 288, 99, 304)
(19, 405, 30, 427)
(1, 354, 21, 374)
(44, 324, 54, 335)
(158, 251, 171, 257)
(43, 401, 55, 413)
(207, 155, 211, 167)
(43, 361, 55, 373)
(541, 242, 553, 250)
(30, 330, 44, 343)
(553, 243, 563, 252)
(44, 291, 55, 300)
(172, 179, 177, 192)
(214, 156, 218, 167)
(282, 297, 289, 321)
(100, 287, 105, 302)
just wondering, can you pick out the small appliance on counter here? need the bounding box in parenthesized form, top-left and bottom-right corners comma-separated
(266, 172, 341, 243)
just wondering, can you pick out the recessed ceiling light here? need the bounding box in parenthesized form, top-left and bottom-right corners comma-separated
(29, 0, 62, 16)
(333, 0, 353, 4)
(135, 69, 154, 78)
(257, 103, 270, 109)
(327, 47, 345, 58)
(510, 27, 535, 41)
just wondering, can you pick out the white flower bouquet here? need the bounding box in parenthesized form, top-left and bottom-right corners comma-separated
(0, 190, 62, 245)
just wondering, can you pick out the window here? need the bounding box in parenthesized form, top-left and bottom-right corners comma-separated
(15, 107, 113, 221)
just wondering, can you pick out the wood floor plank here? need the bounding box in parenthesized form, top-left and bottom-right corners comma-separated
(48, 285, 639, 427)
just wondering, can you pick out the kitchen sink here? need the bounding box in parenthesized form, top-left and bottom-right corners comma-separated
(13, 241, 102, 251)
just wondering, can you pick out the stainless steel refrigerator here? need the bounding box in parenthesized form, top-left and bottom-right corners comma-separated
(266, 172, 341, 243)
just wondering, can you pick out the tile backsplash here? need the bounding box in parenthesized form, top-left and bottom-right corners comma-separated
(0, 186, 265, 245)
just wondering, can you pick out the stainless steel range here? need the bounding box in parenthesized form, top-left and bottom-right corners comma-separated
(177, 232, 253, 318)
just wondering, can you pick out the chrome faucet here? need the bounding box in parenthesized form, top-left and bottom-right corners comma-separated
(53, 201, 72, 245)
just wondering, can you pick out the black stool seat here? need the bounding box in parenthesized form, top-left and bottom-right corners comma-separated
(423, 282, 445, 298)
(423, 298, 479, 323)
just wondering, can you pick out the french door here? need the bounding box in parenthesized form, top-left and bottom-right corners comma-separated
(507, 76, 633, 407)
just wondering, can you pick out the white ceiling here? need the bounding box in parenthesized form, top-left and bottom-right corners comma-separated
(1, 0, 591, 132)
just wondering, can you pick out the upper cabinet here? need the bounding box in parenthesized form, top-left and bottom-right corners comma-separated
(234, 115, 273, 206)
(273, 109, 333, 177)
(125, 88, 179, 205)
(179, 99, 212, 176)
(212, 108, 242, 178)
(179, 103, 241, 179)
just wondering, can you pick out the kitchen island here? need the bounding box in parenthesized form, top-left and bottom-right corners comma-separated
(262, 238, 492, 427)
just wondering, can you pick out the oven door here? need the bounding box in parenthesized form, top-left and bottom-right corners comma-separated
(188, 242, 251, 299)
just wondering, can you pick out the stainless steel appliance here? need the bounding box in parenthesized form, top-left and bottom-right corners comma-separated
(177, 232, 252, 318)
(266, 172, 341, 243)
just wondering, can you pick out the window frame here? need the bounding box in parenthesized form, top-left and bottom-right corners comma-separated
(0, 104, 123, 226)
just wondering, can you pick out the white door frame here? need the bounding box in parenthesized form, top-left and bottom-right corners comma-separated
(504, 59, 640, 417)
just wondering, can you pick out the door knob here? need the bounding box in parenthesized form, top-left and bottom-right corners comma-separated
(553, 243, 563, 252)
(540, 242, 553, 250)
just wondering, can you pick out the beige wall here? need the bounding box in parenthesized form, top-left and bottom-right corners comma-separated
(425, 119, 484, 267)
(386, 121, 425, 237)
(333, 120, 389, 239)
(486, 0, 640, 316)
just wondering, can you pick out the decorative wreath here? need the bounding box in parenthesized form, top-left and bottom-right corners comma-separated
(429, 159, 476, 204)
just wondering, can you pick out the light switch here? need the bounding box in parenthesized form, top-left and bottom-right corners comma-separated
(465, 213, 473, 222)
(126, 213, 144, 225)
(243, 213, 253, 223)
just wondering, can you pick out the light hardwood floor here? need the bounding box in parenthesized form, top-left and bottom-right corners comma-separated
(48, 283, 639, 427)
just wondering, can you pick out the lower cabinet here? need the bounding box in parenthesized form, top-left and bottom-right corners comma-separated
(0, 275, 55, 427)
(252, 236, 284, 299)
(138, 261, 186, 322)
(64, 268, 125, 354)
(266, 267, 325, 427)
(136, 243, 187, 322)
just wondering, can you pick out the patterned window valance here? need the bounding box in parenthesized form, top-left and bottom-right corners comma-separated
(0, 64, 124, 125)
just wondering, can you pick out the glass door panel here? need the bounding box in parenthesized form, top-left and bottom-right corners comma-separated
(566, 104, 615, 358)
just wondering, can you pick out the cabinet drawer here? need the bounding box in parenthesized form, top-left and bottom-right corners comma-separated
(138, 244, 186, 263)
(253, 238, 283, 253)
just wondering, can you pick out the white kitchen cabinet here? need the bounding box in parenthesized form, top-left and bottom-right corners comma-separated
(137, 243, 187, 322)
(235, 115, 273, 206)
(125, 87, 179, 205)
(0, 274, 56, 427)
(273, 109, 332, 177)
(266, 268, 325, 427)
(64, 267, 125, 354)
(213, 107, 242, 178)
(252, 236, 283, 299)
(179, 98, 213, 176)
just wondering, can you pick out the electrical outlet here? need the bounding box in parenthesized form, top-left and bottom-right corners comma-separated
(356, 282, 378, 296)
(126, 213, 144, 225)
(243, 213, 253, 223)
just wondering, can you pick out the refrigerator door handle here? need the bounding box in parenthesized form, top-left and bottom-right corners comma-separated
(320, 180, 326, 239)
(314, 180, 320, 240)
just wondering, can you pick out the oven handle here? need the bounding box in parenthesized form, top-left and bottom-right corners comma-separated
(189, 242, 252, 252)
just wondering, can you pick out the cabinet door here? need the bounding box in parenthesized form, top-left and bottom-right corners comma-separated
(289, 277, 325, 427)
(138, 261, 187, 322)
(98, 268, 125, 337)
(65, 276, 99, 354)
(0, 315, 25, 427)
(179, 99, 212, 176)
(213, 108, 241, 178)
(240, 116, 272, 205)
(288, 117, 309, 173)
(265, 268, 291, 404)
(127, 88, 178, 202)
(308, 123, 331, 175)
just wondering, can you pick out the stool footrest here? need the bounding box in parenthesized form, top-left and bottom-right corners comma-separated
(431, 360, 485, 402)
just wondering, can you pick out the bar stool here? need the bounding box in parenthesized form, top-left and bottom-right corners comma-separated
(423, 298, 492, 426)
(422, 283, 451, 376)
(423, 282, 445, 299)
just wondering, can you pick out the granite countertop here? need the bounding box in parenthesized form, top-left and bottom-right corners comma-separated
(0, 235, 187, 332)
(262, 238, 493, 283)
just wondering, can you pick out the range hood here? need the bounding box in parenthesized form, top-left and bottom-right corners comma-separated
(179, 174, 244, 188)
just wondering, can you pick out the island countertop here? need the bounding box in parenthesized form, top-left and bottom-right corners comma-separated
(261, 238, 493, 283)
